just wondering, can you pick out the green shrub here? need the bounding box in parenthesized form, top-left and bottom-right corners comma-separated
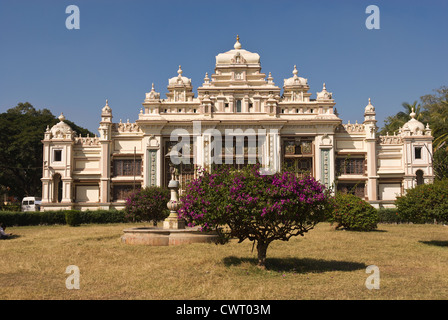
(79, 209, 126, 224)
(396, 179, 448, 224)
(377, 208, 406, 224)
(65, 210, 82, 227)
(0, 211, 66, 226)
(0, 209, 126, 227)
(124, 187, 170, 224)
(328, 193, 379, 231)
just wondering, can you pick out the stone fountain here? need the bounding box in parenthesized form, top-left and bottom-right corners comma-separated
(121, 170, 218, 246)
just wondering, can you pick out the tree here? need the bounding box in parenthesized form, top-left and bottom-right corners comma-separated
(124, 186, 170, 224)
(178, 165, 333, 268)
(420, 87, 448, 151)
(0, 102, 94, 200)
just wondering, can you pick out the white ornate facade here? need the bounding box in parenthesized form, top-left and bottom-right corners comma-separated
(41, 37, 434, 211)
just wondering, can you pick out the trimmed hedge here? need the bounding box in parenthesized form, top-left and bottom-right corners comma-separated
(376, 208, 409, 224)
(0, 209, 127, 227)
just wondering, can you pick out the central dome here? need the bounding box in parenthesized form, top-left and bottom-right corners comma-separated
(215, 35, 260, 65)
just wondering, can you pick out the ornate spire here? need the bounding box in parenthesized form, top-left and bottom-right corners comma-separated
(234, 34, 242, 50)
(203, 72, 210, 84)
(177, 65, 183, 77)
(267, 72, 274, 84)
(58, 113, 66, 122)
(293, 65, 298, 77)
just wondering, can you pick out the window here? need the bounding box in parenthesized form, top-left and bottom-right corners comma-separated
(416, 170, 424, 185)
(113, 159, 142, 176)
(249, 103, 253, 112)
(336, 158, 365, 175)
(415, 147, 422, 159)
(236, 100, 242, 113)
(113, 185, 138, 201)
(54, 150, 62, 162)
(337, 183, 365, 199)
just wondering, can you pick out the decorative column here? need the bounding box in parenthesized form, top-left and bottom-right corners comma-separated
(364, 98, 378, 201)
(99, 100, 113, 205)
(163, 167, 185, 230)
(316, 132, 335, 191)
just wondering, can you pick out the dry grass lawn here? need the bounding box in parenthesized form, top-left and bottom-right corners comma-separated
(1, 222, 448, 300)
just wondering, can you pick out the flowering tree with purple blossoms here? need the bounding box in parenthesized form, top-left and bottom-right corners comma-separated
(178, 164, 333, 267)
(124, 186, 170, 224)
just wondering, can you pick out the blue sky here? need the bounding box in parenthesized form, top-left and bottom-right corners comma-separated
(1, 0, 447, 133)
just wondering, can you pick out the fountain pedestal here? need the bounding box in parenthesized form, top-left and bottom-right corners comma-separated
(121, 176, 218, 246)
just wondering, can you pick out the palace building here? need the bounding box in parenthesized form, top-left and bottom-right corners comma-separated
(40, 36, 434, 211)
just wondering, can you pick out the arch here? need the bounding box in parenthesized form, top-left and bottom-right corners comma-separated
(416, 170, 424, 186)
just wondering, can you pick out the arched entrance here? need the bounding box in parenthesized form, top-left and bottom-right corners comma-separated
(53, 173, 63, 203)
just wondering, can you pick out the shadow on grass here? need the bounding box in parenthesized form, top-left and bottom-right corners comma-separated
(420, 240, 448, 248)
(0, 234, 21, 240)
(223, 256, 367, 273)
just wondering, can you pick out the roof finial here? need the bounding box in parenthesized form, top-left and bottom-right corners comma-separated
(58, 113, 65, 122)
(410, 107, 416, 119)
(234, 34, 242, 49)
(177, 65, 183, 76)
(293, 65, 298, 76)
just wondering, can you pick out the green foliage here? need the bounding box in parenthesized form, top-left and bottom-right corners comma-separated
(0, 102, 94, 200)
(376, 208, 407, 224)
(0, 209, 126, 227)
(0, 210, 66, 226)
(396, 179, 448, 224)
(65, 210, 82, 227)
(79, 209, 127, 224)
(124, 187, 170, 224)
(433, 148, 448, 181)
(379, 101, 426, 136)
(328, 193, 379, 231)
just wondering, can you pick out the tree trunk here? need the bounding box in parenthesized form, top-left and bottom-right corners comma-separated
(256, 241, 269, 268)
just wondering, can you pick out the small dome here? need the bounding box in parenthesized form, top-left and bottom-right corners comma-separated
(403, 109, 425, 134)
(145, 83, 161, 101)
(283, 65, 307, 87)
(365, 98, 375, 113)
(102, 99, 112, 115)
(50, 113, 72, 138)
(316, 83, 333, 101)
(168, 65, 192, 86)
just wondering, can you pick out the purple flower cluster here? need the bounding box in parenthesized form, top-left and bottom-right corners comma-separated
(178, 165, 332, 233)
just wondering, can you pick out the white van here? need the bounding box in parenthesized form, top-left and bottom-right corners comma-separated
(22, 197, 42, 212)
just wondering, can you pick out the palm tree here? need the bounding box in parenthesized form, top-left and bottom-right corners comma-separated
(431, 100, 448, 151)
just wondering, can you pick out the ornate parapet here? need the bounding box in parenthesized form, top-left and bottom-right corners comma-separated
(74, 135, 100, 146)
(378, 135, 403, 145)
(335, 122, 365, 134)
(112, 120, 142, 133)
